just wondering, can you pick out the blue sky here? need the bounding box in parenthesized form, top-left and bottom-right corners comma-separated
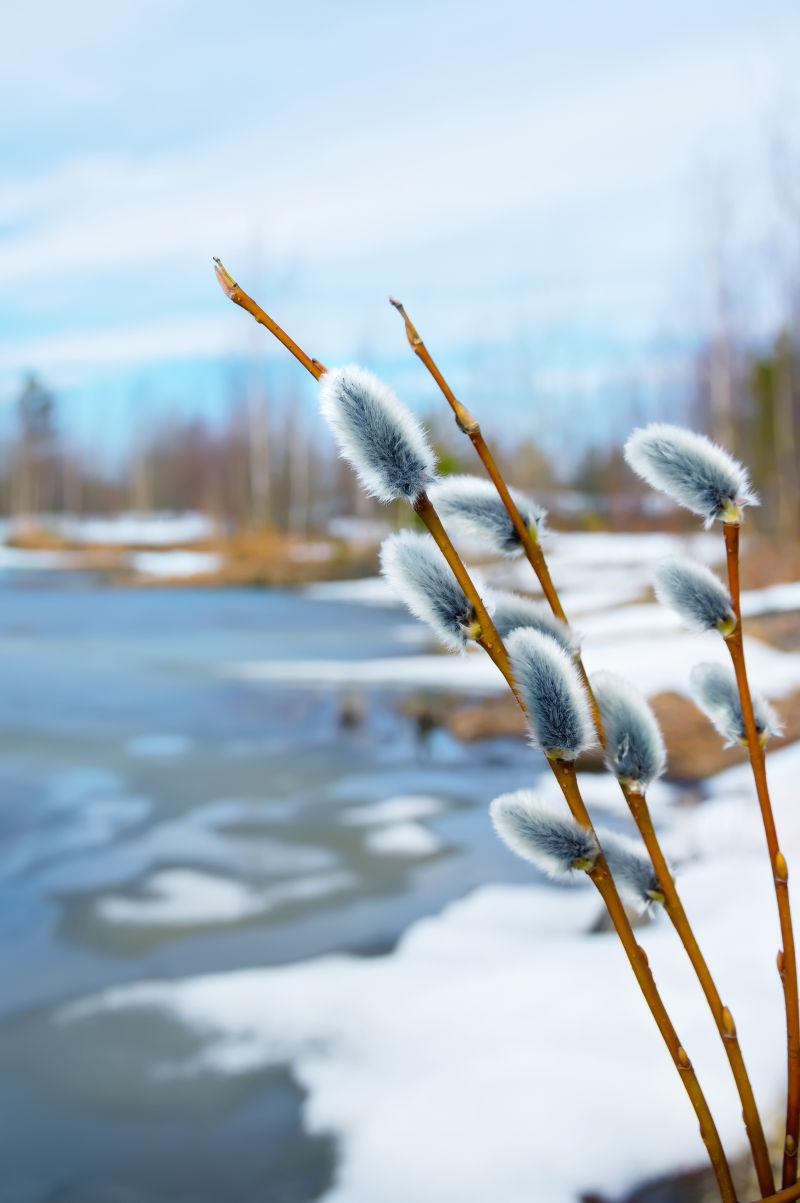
(2, 0, 800, 457)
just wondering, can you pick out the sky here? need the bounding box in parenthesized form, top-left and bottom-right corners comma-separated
(2, 0, 800, 457)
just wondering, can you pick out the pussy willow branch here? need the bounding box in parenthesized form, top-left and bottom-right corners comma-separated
(724, 521, 800, 1190)
(215, 260, 736, 1199)
(391, 298, 773, 1194)
(213, 260, 515, 697)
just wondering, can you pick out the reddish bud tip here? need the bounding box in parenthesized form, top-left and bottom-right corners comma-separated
(213, 257, 237, 297)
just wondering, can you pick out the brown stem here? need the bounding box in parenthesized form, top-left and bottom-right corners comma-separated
(389, 297, 566, 622)
(549, 763, 737, 1203)
(390, 294, 775, 1191)
(624, 784, 774, 1195)
(753, 1182, 800, 1203)
(390, 298, 609, 735)
(724, 522, 800, 1189)
(214, 258, 326, 380)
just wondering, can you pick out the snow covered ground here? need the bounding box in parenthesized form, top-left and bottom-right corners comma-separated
(234, 531, 800, 704)
(61, 742, 800, 1202)
(130, 550, 222, 579)
(5, 512, 221, 546)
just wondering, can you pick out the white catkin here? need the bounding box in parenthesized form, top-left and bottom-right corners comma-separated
(380, 530, 484, 652)
(690, 662, 783, 747)
(654, 558, 735, 633)
(507, 628, 595, 760)
(319, 365, 437, 504)
(600, 830, 666, 912)
(429, 475, 546, 555)
(591, 671, 666, 790)
(490, 790, 598, 877)
(491, 591, 579, 655)
(624, 423, 757, 526)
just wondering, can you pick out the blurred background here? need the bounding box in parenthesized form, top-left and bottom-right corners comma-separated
(3, 3, 800, 1201)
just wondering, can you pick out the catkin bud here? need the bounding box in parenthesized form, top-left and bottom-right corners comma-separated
(429, 475, 546, 555)
(624, 423, 757, 526)
(319, 365, 436, 504)
(507, 628, 595, 761)
(654, 558, 736, 636)
(490, 790, 599, 877)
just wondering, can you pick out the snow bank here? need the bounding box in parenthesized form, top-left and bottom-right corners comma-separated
(226, 652, 504, 692)
(0, 546, 77, 571)
(27, 512, 220, 546)
(227, 631, 800, 702)
(61, 742, 800, 1202)
(743, 581, 800, 617)
(363, 823, 443, 857)
(340, 796, 444, 826)
(130, 550, 222, 579)
(305, 577, 393, 606)
(342, 796, 445, 856)
(97, 869, 357, 927)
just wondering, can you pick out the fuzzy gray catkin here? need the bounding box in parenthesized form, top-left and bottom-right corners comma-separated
(507, 628, 595, 761)
(624, 423, 756, 526)
(319, 365, 437, 504)
(591, 671, 666, 791)
(654, 558, 735, 635)
(429, 475, 546, 555)
(491, 590, 579, 655)
(690, 662, 783, 748)
(490, 790, 598, 877)
(380, 530, 484, 651)
(600, 830, 666, 911)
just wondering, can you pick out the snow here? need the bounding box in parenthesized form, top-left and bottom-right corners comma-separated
(340, 796, 444, 826)
(130, 550, 222, 578)
(304, 577, 393, 605)
(16, 511, 220, 546)
(364, 823, 443, 857)
(282, 533, 800, 702)
(743, 581, 800, 617)
(228, 630, 800, 702)
(341, 796, 445, 856)
(97, 868, 357, 927)
(327, 517, 392, 544)
(0, 545, 76, 571)
(63, 742, 800, 1202)
(226, 652, 504, 692)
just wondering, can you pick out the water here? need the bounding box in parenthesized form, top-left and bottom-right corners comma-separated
(0, 574, 538, 1201)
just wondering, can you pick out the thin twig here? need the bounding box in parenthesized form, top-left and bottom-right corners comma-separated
(537, 765, 736, 1202)
(752, 1180, 800, 1203)
(214, 258, 326, 380)
(391, 295, 774, 1193)
(624, 784, 775, 1196)
(215, 262, 737, 1201)
(389, 301, 568, 612)
(724, 521, 800, 1189)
